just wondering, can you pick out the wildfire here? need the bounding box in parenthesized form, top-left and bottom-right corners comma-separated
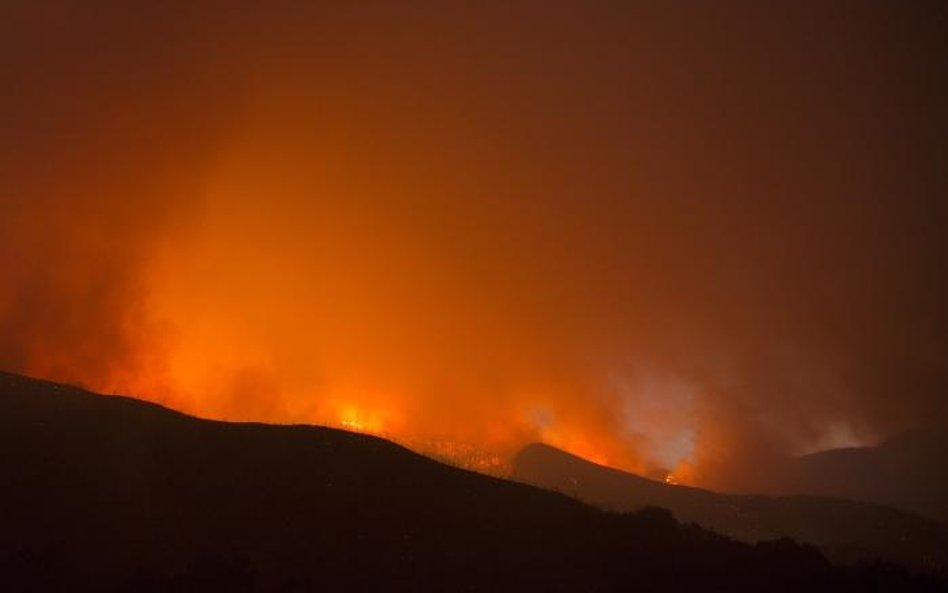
(413, 439, 510, 476)
(337, 405, 387, 436)
(664, 459, 695, 487)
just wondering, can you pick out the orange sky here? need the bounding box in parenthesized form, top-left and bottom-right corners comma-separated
(3, 1, 948, 490)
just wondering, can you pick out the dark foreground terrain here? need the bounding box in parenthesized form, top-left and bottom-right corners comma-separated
(513, 443, 948, 574)
(2, 371, 945, 592)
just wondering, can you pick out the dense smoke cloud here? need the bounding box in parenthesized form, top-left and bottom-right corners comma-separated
(3, 1, 947, 488)
(0, 1, 242, 390)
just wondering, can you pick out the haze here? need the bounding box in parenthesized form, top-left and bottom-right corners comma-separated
(2, 1, 946, 489)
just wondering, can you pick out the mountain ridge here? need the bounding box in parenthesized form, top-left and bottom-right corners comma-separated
(784, 428, 948, 522)
(2, 371, 945, 592)
(512, 441, 948, 575)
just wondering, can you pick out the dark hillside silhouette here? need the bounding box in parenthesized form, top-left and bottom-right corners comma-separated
(512, 443, 948, 575)
(780, 429, 948, 523)
(1, 371, 945, 592)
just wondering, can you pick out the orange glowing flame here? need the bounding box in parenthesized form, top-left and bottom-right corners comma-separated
(337, 405, 387, 436)
(666, 460, 695, 487)
(0, 107, 707, 486)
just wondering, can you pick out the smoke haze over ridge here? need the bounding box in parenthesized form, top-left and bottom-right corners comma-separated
(3, 0, 947, 488)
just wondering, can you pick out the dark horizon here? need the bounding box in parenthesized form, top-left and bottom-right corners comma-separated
(3, 371, 947, 591)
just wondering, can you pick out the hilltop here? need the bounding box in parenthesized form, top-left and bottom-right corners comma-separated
(1, 371, 944, 592)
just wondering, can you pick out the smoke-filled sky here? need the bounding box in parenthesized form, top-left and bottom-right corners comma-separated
(3, 0, 947, 489)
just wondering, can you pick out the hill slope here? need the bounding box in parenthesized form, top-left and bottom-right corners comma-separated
(512, 442, 948, 575)
(1, 371, 944, 592)
(785, 430, 948, 523)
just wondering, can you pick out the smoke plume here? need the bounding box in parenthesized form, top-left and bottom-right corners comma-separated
(3, 1, 947, 488)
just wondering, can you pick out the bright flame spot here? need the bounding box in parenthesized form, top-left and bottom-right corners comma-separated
(666, 459, 695, 486)
(338, 405, 386, 435)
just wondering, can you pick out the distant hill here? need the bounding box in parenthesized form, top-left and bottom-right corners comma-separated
(1, 371, 945, 592)
(512, 442, 948, 575)
(784, 430, 948, 523)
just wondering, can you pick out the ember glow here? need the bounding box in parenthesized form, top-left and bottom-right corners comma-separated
(3, 1, 947, 490)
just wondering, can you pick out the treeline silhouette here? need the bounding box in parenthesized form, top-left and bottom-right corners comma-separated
(512, 442, 948, 574)
(2, 371, 945, 592)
